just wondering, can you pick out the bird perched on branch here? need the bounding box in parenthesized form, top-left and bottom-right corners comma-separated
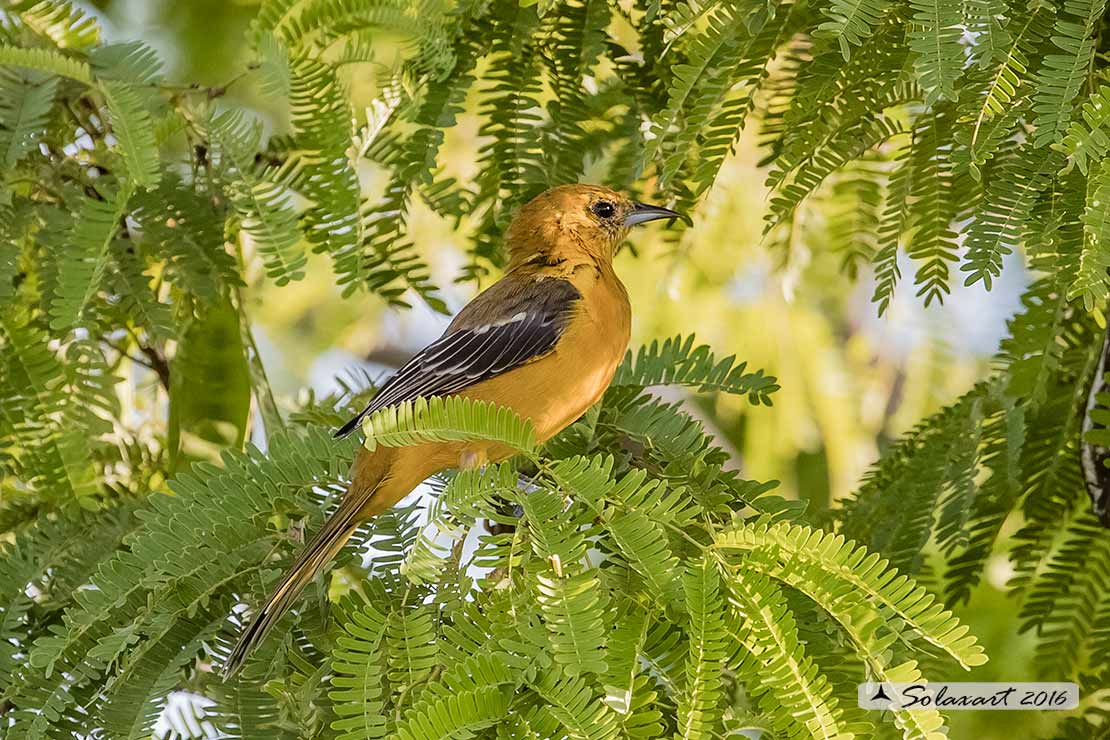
(225, 184, 681, 676)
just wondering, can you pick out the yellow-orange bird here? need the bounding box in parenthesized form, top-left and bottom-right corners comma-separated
(225, 184, 680, 676)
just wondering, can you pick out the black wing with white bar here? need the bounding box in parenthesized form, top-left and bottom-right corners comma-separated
(334, 277, 581, 438)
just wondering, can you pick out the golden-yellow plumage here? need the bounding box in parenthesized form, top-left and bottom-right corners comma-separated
(225, 184, 679, 676)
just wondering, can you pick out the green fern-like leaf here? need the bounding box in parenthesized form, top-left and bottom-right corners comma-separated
(394, 653, 517, 739)
(206, 108, 306, 285)
(0, 45, 93, 83)
(24, 427, 353, 690)
(1058, 84, 1110, 175)
(0, 208, 18, 310)
(130, 175, 242, 312)
(286, 54, 441, 306)
(532, 670, 621, 740)
(403, 463, 519, 585)
(99, 80, 161, 189)
(468, 4, 547, 275)
(606, 509, 683, 608)
(547, 454, 704, 528)
(354, 24, 478, 302)
(208, 673, 284, 740)
(717, 519, 989, 669)
(907, 0, 963, 103)
(0, 69, 58, 167)
(107, 244, 175, 341)
(253, 33, 291, 98)
(386, 605, 439, 696)
(0, 508, 137, 692)
(0, 321, 112, 507)
(961, 4, 1045, 129)
(767, 113, 902, 233)
(89, 41, 163, 84)
(1031, 0, 1106, 149)
(532, 581, 609, 675)
(647, 0, 741, 170)
(540, 0, 612, 187)
(48, 185, 133, 331)
(873, 661, 948, 739)
(870, 139, 912, 314)
(601, 606, 649, 717)
(285, 55, 362, 278)
(675, 556, 728, 739)
(725, 570, 852, 740)
(330, 601, 389, 740)
(840, 388, 986, 574)
(1021, 512, 1110, 679)
(690, 10, 797, 197)
(951, 4, 1049, 180)
(519, 489, 608, 676)
(942, 394, 1025, 604)
(819, 0, 890, 60)
(361, 396, 537, 454)
(1069, 157, 1110, 310)
(612, 335, 779, 404)
(962, 144, 1065, 288)
(95, 611, 221, 740)
(20, 1, 101, 50)
(963, 0, 1010, 69)
(647, 1, 785, 191)
(826, 161, 884, 276)
(999, 279, 1071, 404)
(906, 112, 959, 305)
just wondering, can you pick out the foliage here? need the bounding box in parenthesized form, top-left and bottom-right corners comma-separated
(361, 396, 537, 453)
(2, 0, 1110, 737)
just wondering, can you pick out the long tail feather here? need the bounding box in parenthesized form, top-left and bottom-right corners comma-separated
(224, 492, 370, 678)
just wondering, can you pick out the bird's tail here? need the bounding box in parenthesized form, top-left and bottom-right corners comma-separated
(224, 470, 388, 679)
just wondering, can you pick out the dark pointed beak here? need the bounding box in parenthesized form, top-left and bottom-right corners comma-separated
(624, 201, 686, 227)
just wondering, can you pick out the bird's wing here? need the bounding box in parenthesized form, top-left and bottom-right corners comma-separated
(334, 275, 582, 438)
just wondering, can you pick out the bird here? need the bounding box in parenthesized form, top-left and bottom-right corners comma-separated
(224, 184, 681, 676)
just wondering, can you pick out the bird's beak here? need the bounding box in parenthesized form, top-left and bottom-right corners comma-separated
(624, 201, 685, 227)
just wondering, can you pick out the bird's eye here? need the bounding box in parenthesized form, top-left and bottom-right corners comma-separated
(591, 201, 616, 219)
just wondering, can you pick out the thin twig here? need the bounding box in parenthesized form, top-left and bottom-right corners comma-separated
(123, 327, 170, 390)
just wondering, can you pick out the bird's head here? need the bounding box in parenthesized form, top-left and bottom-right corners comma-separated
(505, 184, 682, 268)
